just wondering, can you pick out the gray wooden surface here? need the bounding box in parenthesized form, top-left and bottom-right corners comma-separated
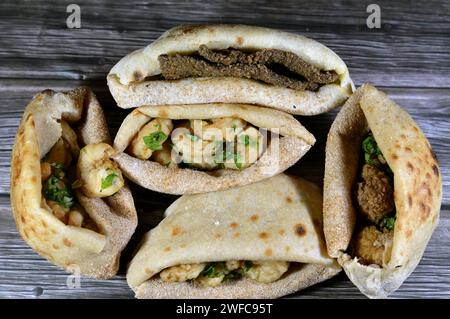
(0, 0, 449, 299)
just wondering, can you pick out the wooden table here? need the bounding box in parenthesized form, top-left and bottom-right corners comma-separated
(0, 0, 449, 299)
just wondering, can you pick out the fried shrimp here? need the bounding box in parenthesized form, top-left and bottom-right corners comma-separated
(77, 143, 124, 197)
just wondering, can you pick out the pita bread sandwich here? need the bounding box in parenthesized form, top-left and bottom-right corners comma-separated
(10, 87, 138, 279)
(113, 103, 316, 194)
(127, 174, 341, 299)
(107, 24, 353, 115)
(323, 84, 442, 298)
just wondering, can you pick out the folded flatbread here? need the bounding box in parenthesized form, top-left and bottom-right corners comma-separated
(323, 84, 442, 298)
(107, 24, 354, 115)
(10, 87, 138, 278)
(113, 103, 315, 194)
(127, 174, 340, 299)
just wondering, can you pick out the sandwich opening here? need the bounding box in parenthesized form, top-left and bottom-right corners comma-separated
(157, 45, 339, 91)
(158, 260, 292, 287)
(349, 132, 396, 267)
(40, 120, 123, 234)
(126, 116, 279, 172)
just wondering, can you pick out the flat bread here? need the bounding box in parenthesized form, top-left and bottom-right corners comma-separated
(113, 103, 315, 194)
(127, 174, 341, 298)
(323, 84, 442, 298)
(107, 24, 354, 115)
(10, 87, 138, 278)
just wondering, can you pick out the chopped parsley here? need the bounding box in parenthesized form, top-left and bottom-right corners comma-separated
(101, 172, 118, 190)
(240, 134, 258, 148)
(241, 134, 250, 146)
(362, 134, 383, 166)
(362, 133, 391, 177)
(362, 135, 381, 156)
(212, 148, 244, 170)
(201, 262, 227, 278)
(201, 261, 253, 281)
(381, 215, 396, 230)
(187, 133, 199, 142)
(43, 175, 74, 208)
(242, 260, 253, 272)
(143, 131, 168, 151)
(234, 152, 242, 169)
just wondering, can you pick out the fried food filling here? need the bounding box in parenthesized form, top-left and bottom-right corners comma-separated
(352, 133, 396, 266)
(41, 121, 124, 231)
(127, 117, 267, 171)
(357, 164, 394, 224)
(353, 226, 393, 266)
(158, 45, 339, 91)
(159, 261, 290, 287)
(77, 143, 124, 197)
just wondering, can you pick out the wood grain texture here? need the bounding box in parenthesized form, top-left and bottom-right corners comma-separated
(0, 0, 449, 299)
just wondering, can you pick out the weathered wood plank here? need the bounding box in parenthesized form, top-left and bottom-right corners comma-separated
(0, 196, 448, 299)
(0, 1, 449, 87)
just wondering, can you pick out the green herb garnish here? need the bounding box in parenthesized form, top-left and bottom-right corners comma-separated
(143, 131, 168, 151)
(187, 134, 199, 142)
(43, 175, 74, 208)
(362, 133, 393, 177)
(381, 215, 396, 230)
(364, 152, 380, 166)
(362, 135, 381, 157)
(242, 261, 253, 272)
(241, 135, 250, 146)
(201, 261, 254, 281)
(201, 262, 226, 278)
(241, 135, 258, 148)
(234, 152, 242, 169)
(101, 173, 118, 190)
